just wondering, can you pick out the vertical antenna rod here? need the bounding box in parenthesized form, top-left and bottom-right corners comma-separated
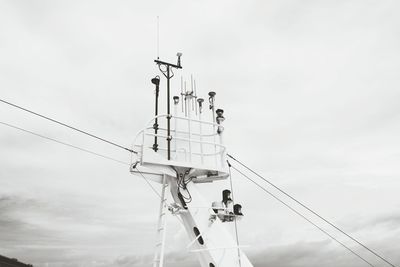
(151, 76, 160, 151)
(156, 16, 160, 59)
(155, 53, 182, 160)
(194, 79, 198, 115)
(191, 75, 194, 111)
(181, 76, 184, 112)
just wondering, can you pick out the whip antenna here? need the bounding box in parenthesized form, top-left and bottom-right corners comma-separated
(156, 16, 160, 59)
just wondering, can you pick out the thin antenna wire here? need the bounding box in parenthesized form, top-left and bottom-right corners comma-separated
(191, 74, 194, 111)
(194, 79, 198, 115)
(157, 16, 160, 59)
(227, 161, 242, 267)
(181, 76, 184, 112)
(184, 80, 187, 117)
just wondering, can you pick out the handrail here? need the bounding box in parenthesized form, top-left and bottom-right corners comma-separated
(145, 126, 219, 138)
(144, 114, 220, 128)
(145, 132, 226, 149)
(132, 113, 227, 167)
(152, 147, 224, 157)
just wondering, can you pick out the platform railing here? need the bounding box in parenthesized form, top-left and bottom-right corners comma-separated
(133, 114, 226, 168)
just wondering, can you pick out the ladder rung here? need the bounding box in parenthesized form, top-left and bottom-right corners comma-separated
(158, 227, 164, 231)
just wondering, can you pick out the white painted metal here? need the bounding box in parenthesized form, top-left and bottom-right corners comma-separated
(198, 106, 204, 164)
(167, 174, 253, 267)
(174, 100, 178, 160)
(153, 175, 168, 267)
(131, 81, 253, 266)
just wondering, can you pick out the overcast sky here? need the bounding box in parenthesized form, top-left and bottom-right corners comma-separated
(1, 1, 400, 267)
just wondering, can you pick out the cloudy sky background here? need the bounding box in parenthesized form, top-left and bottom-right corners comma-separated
(1, 0, 400, 266)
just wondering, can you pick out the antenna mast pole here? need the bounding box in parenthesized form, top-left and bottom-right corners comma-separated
(155, 54, 182, 160)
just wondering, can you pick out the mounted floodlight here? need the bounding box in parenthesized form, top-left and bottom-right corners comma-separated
(173, 96, 180, 105)
(222, 189, 232, 205)
(177, 52, 183, 67)
(216, 109, 225, 124)
(234, 204, 243, 216)
(151, 76, 160, 86)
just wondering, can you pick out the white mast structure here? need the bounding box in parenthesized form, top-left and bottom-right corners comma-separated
(130, 53, 253, 267)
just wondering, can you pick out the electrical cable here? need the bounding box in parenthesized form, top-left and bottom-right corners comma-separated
(230, 165, 376, 267)
(227, 154, 397, 267)
(0, 121, 129, 166)
(2, 97, 389, 266)
(0, 121, 161, 200)
(176, 170, 193, 203)
(227, 160, 242, 267)
(0, 98, 136, 154)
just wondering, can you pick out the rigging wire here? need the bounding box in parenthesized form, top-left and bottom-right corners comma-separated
(227, 160, 242, 267)
(230, 165, 376, 267)
(0, 98, 136, 154)
(0, 121, 129, 166)
(227, 154, 397, 267)
(134, 168, 162, 199)
(0, 121, 161, 200)
(2, 96, 391, 266)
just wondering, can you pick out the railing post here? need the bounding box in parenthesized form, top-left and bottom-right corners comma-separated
(173, 96, 179, 160)
(197, 98, 205, 164)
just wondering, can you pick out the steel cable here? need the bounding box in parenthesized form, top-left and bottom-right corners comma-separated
(0, 98, 136, 153)
(0, 121, 161, 199)
(231, 165, 376, 267)
(227, 153, 397, 267)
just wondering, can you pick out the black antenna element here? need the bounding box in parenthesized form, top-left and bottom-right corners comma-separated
(151, 76, 160, 151)
(154, 53, 182, 160)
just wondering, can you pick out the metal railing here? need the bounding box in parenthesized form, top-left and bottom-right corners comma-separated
(133, 114, 226, 168)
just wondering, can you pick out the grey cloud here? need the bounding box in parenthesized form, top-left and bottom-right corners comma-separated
(108, 251, 198, 267)
(346, 212, 400, 233)
(81, 236, 400, 267)
(248, 239, 395, 267)
(1, 0, 400, 266)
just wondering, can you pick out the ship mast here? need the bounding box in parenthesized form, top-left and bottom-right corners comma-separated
(130, 53, 253, 267)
